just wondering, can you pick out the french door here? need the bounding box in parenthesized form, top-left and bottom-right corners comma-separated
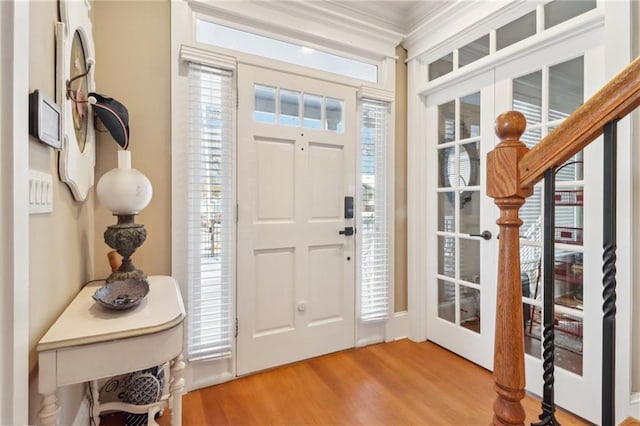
(425, 70, 497, 370)
(495, 42, 605, 423)
(425, 36, 604, 422)
(236, 64, 356, 375)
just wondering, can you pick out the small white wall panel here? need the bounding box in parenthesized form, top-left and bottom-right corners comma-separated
(256, 138, 296, 221)
(254, 248, 296, 335)
(308, 142, 343, 220)
(308, 245, 344, 325)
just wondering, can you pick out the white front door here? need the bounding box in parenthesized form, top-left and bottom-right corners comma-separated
(425, 70, 497, 370)
(236, 64, 356, 375)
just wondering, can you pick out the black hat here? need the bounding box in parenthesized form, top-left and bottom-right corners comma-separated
(89, 92, 130, 150)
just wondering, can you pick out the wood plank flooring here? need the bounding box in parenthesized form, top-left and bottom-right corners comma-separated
(103, 339, 591, 425)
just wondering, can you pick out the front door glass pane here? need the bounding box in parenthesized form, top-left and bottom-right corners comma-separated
(325, 98, 344, 132)
(303, 94, 322, 129)
(254, 84, 276, 123)
(279, 89, 300, 127)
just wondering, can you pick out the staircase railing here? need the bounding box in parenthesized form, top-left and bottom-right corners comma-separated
(488, 55, 640, 426)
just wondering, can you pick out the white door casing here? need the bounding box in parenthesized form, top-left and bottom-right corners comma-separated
(236, 64, 356, 375)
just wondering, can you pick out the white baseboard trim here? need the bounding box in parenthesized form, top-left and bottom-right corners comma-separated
(628, 392, 640, 418)
(188, 371, 234, 392)
(385, 311, 409, 341)
(72, 397, 91, 426)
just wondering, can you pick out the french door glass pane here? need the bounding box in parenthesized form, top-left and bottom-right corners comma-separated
(513, 71, 542, 125)
(438, 279, 455, 323)
(438, 101, 456, 144)
(460, 238, 480, 284)
(438, 147, 455, 188)
(438, 236, 455, 278)
(460, 93, 480, 139)
(460, 141, 480, 187)
(460, 286, 480, 333)
(438, 192, 455, 232)
(523, 302, 542, 359)
(521, 244, 541, 301)
(460, 191, 480, 234)
(549, 57, 584, 120)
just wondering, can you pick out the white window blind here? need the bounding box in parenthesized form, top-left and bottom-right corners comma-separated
(186, 62, 234, 360)
(358, 98, 389, 321)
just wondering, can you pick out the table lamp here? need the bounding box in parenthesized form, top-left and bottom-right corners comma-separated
(97, 150, 152, 283)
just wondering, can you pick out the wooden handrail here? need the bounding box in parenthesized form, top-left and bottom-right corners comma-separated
(519, 55, 640, 188)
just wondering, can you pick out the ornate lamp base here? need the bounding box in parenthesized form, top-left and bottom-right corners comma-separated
(104, 214, 147, 283)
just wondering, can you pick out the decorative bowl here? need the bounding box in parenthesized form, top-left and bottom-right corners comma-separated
(92, 278, 150, 310)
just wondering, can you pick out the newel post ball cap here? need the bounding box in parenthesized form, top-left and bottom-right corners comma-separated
(97, 150, 152, 215)
(495, 111, 527, 141)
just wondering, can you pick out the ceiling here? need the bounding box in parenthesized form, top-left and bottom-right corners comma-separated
(312, 1, 450, 35)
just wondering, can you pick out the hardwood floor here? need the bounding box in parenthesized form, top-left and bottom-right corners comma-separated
(103, 339, 591, 425)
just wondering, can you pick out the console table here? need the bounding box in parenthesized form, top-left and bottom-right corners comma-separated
(37, 275, 186, 426)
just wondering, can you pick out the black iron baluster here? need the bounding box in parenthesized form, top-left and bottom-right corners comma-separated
(602, 120, 618, 426)
(533, 168, 560, 426)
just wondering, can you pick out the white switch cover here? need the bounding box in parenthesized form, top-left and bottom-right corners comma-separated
(29, 169, 53, 214)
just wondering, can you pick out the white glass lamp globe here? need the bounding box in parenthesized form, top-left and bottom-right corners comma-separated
(97, 150, 152, 215)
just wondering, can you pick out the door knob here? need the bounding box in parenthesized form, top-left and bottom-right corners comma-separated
(339, 226, 355, 236)
(470, 230, 492, 240)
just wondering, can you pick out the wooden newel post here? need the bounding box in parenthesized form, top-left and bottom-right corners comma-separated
(487, 111, 533, 426)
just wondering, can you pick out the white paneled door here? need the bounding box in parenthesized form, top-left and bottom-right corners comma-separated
(236, 64, 356, 375)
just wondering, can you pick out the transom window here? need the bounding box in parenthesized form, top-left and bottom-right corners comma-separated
(253, 84, 344, 132)
(196, 19, 378, 82)
(426, 0, 597, 81)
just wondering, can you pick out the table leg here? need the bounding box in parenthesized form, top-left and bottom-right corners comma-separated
(90, 380, 101, 425)
(169, 353, 186, 426)
(39, 393, 60, 426)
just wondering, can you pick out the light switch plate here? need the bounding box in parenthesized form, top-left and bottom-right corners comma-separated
(29, 169, 53, 214)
